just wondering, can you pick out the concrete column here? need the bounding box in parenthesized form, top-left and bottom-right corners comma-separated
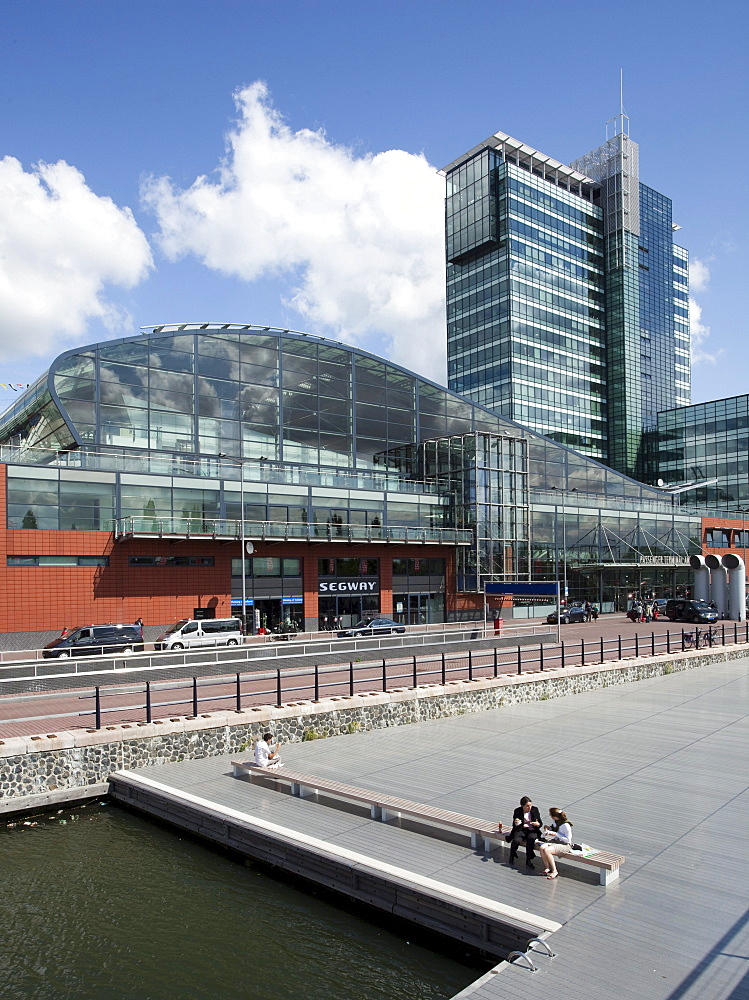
(705, 553, 727, 617)
(722, 553, 746, 621)
(689, 555, 710, 603)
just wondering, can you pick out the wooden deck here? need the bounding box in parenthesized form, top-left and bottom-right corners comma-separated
(114, 655, 749, 1000)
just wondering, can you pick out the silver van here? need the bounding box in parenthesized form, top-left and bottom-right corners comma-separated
(154, 618, 244, 651)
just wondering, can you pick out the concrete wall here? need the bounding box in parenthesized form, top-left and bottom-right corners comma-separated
(2, 644, 747, 816)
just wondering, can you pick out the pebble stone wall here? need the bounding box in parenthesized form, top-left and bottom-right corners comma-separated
(2, 645, 746, 816)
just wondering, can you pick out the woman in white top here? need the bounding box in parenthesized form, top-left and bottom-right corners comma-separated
(539, 807, 574, 880)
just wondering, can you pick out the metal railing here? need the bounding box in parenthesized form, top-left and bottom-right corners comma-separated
(0, 444, 442, 495)
(3, 621, 746, 733)
(114, 516, 473, 545)
(0, 621, 551, 676)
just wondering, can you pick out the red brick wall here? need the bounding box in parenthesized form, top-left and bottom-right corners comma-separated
(0, 463, 458, 633)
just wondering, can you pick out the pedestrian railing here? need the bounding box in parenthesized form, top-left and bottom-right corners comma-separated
(61, 620, 748, 730)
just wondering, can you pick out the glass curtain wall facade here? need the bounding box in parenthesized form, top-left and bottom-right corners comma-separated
(0, 324, 700, 613)
(659, 395, 749, 509)
(446, 126, 690, 483)
(446, 143, 608, 460)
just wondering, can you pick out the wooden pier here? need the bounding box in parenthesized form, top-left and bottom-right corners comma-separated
(110, 655, 749, 999)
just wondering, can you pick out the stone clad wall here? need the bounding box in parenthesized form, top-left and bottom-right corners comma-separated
(1, 646, 746, 815)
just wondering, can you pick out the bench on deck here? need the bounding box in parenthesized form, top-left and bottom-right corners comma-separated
(231, 760, 624, 886)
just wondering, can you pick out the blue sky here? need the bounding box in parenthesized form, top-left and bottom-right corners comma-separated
(1, 0, 746, 412)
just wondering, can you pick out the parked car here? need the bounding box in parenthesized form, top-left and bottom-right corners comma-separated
(154, 617, 244, 651)
(546, 606, 587, 625)
(43, 624, 145, 658)
(664, 599, 720, 624)
(336, 617, 406, 638)
(652, 598, 670, 616)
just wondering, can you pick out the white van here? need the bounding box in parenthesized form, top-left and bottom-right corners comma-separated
(154, 618, 244, 651)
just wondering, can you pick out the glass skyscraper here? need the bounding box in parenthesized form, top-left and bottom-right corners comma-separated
(445, 124, 690, 483)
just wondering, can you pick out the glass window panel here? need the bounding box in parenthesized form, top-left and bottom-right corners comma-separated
(54, 354, 95, 379)
(355, 359, 387, 386)
(99, 341, 150, 365)
(54, 376, 96, 401)
(38, 555, 78, 565)
(253, 556, 281, 576)
(8, 556, 38, 566)
(100, 381, 148, 407)
(197, 336, 239, 360)
(101, 403, 149, 428)
(149, 345, 194, 373)
(197, 355, 240, 380)
(8, 505, 58, 529)
(7, 483, 58, 505)
(282, 557, 301, 576)
(63, 400, 96, 424)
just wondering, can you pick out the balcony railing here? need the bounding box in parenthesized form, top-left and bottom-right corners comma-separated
(0, 445, 443, 496)
(114, 517, 473, 546)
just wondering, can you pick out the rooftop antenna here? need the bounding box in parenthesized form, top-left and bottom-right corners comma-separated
(606, 68, 630, 140)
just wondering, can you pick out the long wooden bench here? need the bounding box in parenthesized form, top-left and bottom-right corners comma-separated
(231, 760, 624, 886)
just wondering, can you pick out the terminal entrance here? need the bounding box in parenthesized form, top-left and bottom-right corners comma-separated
(393, 593, 444, 625)
(318, 595, 379, 630)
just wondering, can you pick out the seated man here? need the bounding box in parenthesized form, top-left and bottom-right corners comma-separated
(254, 732, 283, 769)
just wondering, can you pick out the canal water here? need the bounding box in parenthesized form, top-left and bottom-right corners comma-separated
(2, 802, 478, 1000)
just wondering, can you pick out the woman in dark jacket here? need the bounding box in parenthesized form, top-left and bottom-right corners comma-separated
(506, 795, 542, 869)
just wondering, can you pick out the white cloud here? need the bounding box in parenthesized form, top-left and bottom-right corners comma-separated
(689, 257, 710, 294)
(0, 157, 152, 361)
(142, 82, 447, 381)
(687, 257, 722, 365)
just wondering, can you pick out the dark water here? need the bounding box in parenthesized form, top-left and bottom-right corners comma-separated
(1, 803, 478, 1000)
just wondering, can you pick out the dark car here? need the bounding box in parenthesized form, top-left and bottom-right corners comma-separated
(546, 605, 588, 625)
(665, 599, 720, 624)
(43, 624, 145, 658)
(336, 617, 406, 638)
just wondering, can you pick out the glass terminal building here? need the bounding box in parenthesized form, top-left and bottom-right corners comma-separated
(0, 324, 699, 637)
(444, 124, 690, 482)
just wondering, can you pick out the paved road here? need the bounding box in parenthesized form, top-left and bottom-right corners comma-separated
(0, 615, 743, 738)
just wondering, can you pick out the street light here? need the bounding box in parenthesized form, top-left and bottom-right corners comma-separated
(220, 454, 250, 635)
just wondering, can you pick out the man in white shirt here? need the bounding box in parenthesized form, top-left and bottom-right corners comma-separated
(254, 732, 282, 769)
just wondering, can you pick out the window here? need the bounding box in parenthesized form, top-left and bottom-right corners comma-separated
(705, 529, 730, 548)
(128, 556, 215, 567)
(230, 557, 302, 577)
(318, 557, 378, 577)
(7, 555, 109, 567)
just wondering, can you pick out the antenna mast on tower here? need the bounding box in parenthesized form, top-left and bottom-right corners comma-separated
(606, 68, 630, 139)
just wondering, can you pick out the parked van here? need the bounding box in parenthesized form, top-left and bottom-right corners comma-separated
(43, 624, 145, 658)
(154, 618, 244, 651)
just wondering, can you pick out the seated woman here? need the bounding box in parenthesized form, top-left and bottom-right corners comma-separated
(539, 807, 574, 880)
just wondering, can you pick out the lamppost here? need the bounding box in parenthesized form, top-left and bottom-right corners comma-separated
(220, 454, 250, 635)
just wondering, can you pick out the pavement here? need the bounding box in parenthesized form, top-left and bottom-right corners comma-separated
(124, 654, 749, 1000)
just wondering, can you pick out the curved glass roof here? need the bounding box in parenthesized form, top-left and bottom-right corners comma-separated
(0, 322, 669, 502)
